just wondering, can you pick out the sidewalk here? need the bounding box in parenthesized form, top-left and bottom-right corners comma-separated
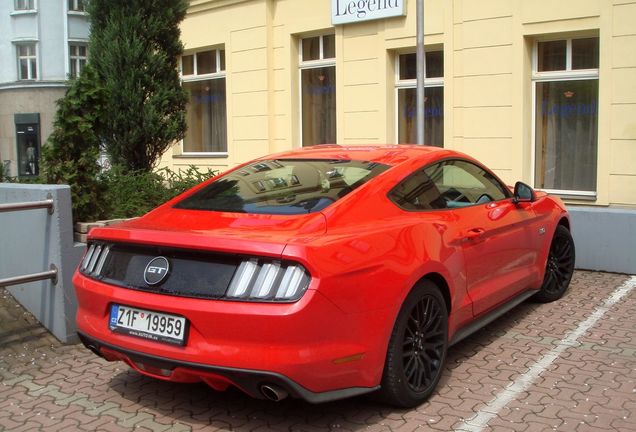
(1, 271, 635, 431)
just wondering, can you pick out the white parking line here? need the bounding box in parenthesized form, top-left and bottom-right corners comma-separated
(454, 275, 636, 432)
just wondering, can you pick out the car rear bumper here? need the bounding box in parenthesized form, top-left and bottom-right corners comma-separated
(73, 271, 389, 401)
(77, 331, 378, 403)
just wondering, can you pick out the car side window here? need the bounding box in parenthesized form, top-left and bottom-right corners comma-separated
(388, 169, 447, 210)
(389, 159, 510, 211)
(424, 160, 508, 208)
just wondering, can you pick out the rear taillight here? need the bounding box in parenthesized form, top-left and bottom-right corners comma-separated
(226, 259, 310, 302)
(80, 243, 110, 276)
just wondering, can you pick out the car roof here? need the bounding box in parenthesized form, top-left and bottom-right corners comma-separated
(261, 144, 453, 167)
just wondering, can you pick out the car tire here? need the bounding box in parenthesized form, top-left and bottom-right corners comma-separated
(533, 225, 575, 303)
(379, 280, 448, 408)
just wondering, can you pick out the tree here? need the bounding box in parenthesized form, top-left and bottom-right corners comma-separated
(87, 0, 189, 172)
(40, 65, 106, 222)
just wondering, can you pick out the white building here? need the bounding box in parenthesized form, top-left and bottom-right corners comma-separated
(0, 0, 89, 177)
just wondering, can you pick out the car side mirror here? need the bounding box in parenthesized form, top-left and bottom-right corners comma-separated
(512, 181, 536, 204)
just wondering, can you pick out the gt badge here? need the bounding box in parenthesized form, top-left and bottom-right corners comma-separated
(144, 256, 170, 286)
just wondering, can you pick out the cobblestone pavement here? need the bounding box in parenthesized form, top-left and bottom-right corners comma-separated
(1, 270, 635, 432)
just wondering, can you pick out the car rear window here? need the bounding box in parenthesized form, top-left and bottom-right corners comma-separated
(174, 159, 389, 215)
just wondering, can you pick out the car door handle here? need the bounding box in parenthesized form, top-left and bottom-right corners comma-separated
(465, 228, 486, 241)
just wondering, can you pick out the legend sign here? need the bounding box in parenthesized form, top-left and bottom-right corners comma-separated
(332, 0, 406, 25)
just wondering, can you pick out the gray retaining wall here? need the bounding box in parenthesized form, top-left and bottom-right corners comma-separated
(0, 184, 85, 343)
(569, 206, 636, 275)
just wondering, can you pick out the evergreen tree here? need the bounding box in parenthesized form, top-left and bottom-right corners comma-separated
(41, 65, 106, 222)
(87, 0, 189, 172)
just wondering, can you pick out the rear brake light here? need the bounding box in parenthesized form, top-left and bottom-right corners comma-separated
(80, 243, 110, 277)
(227, 259, 310, 302)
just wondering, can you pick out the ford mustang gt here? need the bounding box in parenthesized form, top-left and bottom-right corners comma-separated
(73, 145, 575, 407)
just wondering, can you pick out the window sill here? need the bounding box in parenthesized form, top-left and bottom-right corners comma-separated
(10, 10, 37, 16)
(174, 153, 228, 159)
(540, 189, 597, 202)
(67, 10, 88, 16)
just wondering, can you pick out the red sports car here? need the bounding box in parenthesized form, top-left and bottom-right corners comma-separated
(74, 145, 575, 407)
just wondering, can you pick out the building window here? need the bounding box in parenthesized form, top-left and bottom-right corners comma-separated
(17, 44, 37, 80)
(300, 34, 336, 147)
(69, 44, 87, 78)
(533, 37, 599, 195)
(181, 48, 227, 153)
(396, 51, 444, 146)
(14, 0, 34, 10)
(68, 0, 85, 12)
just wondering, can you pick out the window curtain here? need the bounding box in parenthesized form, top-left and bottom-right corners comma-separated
(535, 79, 598, 191)
(183, 78, 227, 152)
(398, 86, 444, 146)
(302, 67, 336, 146)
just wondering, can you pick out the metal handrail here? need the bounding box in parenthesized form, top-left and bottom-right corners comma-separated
(0, 265, 58, 288)
(0, 196, 57, 288)
(0, 198, 55, 215)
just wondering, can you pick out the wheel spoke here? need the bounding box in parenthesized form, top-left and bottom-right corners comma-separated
(421, 353, 432, 385)
(545, 269, 557, 293)
(415, 356, 425, 389)
(419, 299, 428, 328)
(404, 355, 417, 380)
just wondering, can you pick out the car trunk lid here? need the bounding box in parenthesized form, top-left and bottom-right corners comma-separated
(87, 208, 327, 257)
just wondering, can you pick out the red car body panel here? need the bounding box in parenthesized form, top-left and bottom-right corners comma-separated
(74, 145, 569, 402)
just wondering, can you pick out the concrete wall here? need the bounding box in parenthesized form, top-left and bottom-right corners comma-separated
(0, 184, 85, 343)
(0, 87, 65, 176)
(163, 0, 636, 209)
(569, 206, 636, 274)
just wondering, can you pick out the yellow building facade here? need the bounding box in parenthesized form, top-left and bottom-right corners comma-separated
(160, 0, 636, 208)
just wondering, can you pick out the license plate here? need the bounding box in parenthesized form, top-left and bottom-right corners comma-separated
(109, 304, 188, 346)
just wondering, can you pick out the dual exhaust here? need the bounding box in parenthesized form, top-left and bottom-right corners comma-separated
(84, 335, 289, 402)
(260, 384, 289, 401)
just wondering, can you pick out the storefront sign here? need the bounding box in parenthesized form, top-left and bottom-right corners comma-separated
(332, 0, 406, 25)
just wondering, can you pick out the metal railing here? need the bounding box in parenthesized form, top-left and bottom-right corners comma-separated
(0, 198, 54, 214)
(0, 265, 58, 288)
(0, 194, 58, 287)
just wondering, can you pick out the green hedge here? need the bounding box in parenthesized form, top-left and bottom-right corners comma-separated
(1, 164, 217, 222)
(100, 165, 217, 219)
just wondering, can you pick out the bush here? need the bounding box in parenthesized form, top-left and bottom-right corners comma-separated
(40, 65, 106, 222)
(100, 165, 217, 219)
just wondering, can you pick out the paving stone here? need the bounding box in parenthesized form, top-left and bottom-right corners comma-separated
(1, 271, 635, 432)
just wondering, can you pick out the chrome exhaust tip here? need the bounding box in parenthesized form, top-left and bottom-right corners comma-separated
(260, 384, 289, 401)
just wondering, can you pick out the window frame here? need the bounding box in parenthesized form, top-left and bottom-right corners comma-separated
(180, 48, 228, 157)
(298, 34, 337, 147)
(16, 43, 38, 81)
(67, 0, 86, 12)
(395, 50, 444, 146)
(531, 36, 599, 198)
(68, 42, 88, 79)
(388, 158, 512, 212)
(14, 0, 35, 11)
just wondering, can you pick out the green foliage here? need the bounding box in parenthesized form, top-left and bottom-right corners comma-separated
(100, 165, 217, 219)
(156, 165, 218, 196)
(40, 65, 107, 222)
(87, 0, 189, 172)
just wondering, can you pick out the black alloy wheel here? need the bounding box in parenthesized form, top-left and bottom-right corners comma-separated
(379, 281, 448, 407)
(534, 225, 575, 303)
